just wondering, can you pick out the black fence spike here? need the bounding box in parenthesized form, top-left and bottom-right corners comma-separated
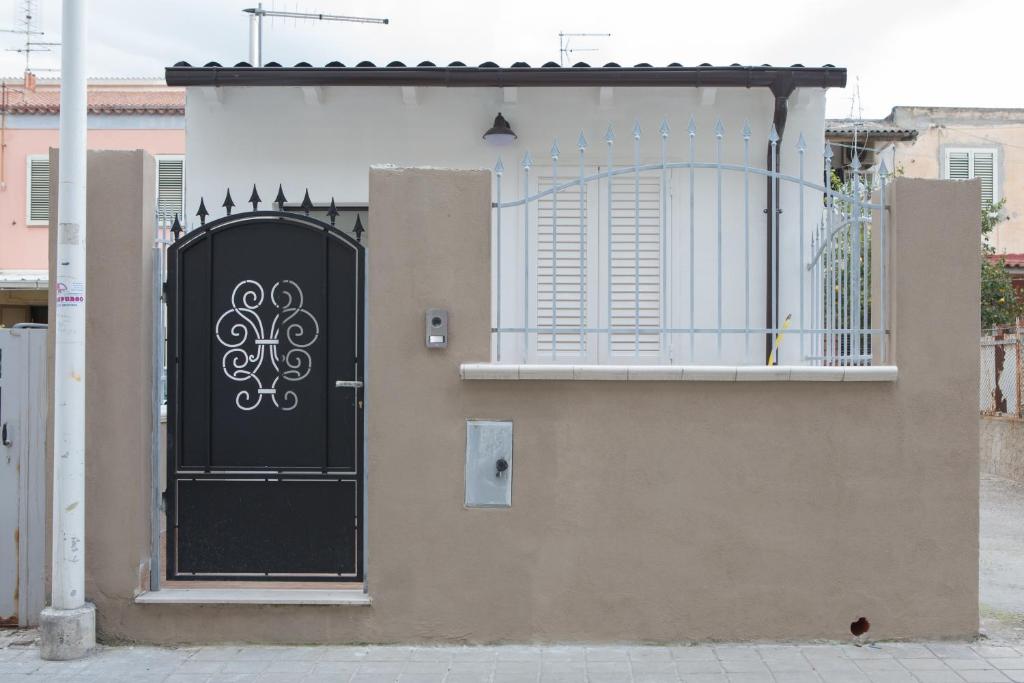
(222, 188, 235, 215)
(353, 214, 365, 242)
(327, 198, 339, 226)
(196, 198, 209, 225)
(248, 184, 261, 211)
(171, 213, 182, 239)
(274, 184, 287, 210)
(300, 189, 314, 216)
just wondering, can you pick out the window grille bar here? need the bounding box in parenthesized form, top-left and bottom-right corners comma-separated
(715, 120, 724, 360)
(578, 133, 587, 355)
(770, 129, 779, 364)
(660, 120, 670, 362)
(743, 124, 751, 364)
(522, 153, 531, 363)
(633, 122, 642, 358)
(798, 136, 806, 364)
(879, 164, 888, 363)
(688, 117, 696, 363)
(551, 142, 559, 360)
(495, 159, 503, 362)
(605, 127, 615, 362)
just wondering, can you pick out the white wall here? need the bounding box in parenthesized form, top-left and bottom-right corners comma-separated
(185, 85, 828, 365)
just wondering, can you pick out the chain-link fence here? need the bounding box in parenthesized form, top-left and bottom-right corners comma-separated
(981, 328, 1023, 417)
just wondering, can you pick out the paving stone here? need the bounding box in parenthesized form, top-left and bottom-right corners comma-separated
(946, 660, 1000, 672)
(403, 661, 450, 674)
(764, 657, 815, 673)
(900, 659, 954, 671)
(929, 646, 984, 660)
(586, 660, 632, 673)
(714, 647, 762, 660)
(720, 660, 770, 674)
(679, 674, 731, 683)
(357, 660, 407, 674)
(726, 673, 775, 683)
(675, 660, 725, 674)
(857, 659, 909, 673)
(912, 671, 966, 683)
(396, 675, 445, 683)
(976, 650, 1022, 660)
(585, 647, 630, 662)
(773, 673, 822, 683)
(491, 675, 540, 683)
(989, 660, 1024, 671)
(959, 672, 1012, 683)
(672, 647, 718, 661)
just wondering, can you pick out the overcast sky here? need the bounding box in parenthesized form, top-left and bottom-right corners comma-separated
(0, 0, 1019, 118)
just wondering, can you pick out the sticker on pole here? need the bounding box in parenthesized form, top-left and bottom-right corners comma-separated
(56, 280, 85, 308)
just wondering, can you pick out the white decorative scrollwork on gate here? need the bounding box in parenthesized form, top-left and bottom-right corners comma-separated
(215, 279, 319, 411)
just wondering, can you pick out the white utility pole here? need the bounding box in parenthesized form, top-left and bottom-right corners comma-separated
(39, 0, 93, 661)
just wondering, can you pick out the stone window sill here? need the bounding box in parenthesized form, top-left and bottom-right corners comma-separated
(134, 588, 371, 606)
(460, 364, 898, 382)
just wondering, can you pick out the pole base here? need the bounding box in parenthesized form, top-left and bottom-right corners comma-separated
(39, 603, 96, 661)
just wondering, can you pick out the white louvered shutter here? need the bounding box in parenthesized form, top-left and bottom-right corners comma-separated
(608, 173, 662, 356)
(946, 149, 997, 209)
(973, 152, 995, 208)
(27, 157, 49, 223)
(156, 157, 185, 222)
(946, 151, 969, 181)
(536, 178, 587, 356)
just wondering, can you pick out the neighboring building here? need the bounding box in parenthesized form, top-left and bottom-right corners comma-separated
(0, 76, 185, 326)
(827, 107, 1024, 253)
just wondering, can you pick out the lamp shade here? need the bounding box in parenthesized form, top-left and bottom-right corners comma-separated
(483, 112, 517, 146)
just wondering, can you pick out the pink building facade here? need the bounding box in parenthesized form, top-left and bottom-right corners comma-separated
(0, 78, 184, 326)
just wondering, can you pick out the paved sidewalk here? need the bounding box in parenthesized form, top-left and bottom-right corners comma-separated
(5, 632, 1024, 683)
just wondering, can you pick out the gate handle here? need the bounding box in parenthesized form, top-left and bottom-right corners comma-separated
(335, 380, 364, 389)
(1, 423, 10, 447)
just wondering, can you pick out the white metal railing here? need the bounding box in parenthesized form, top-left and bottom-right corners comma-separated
(490, 117, 889, 367)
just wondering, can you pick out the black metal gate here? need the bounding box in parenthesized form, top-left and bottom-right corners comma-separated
(166, 204, 364, 581)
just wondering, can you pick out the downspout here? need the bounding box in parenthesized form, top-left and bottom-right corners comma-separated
(765, 76, 795, 362)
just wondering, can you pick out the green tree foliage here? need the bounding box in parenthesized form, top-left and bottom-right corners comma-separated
(981, 199, 1021, 329)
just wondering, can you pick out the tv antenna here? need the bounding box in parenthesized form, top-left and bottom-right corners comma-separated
(0, 0, 60, 75)
(243, 3, 389, 67)
(558, 31, 610, 66)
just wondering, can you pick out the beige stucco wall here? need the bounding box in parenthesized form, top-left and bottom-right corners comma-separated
(52, 161, 980, 643)
(889, 108, 1024, 254)
(980, 417, 1024, 483)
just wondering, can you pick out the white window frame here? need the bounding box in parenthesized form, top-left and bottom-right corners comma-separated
(943, 146, 999, 206)
(25, 154, 50, 226)
(154, 154, 186, 223)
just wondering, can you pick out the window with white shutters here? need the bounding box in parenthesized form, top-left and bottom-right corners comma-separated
(156, 156, 185, 222)
(945, 148, 997, 208)
(26, 156, 49, 224)
(609, 173, 662, 356)
(536, 178, 588, 356)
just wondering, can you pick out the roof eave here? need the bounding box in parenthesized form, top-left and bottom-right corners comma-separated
(165, 65, 847, 90)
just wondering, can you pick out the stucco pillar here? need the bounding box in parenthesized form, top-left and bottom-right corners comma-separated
(47, 150, 156, 642)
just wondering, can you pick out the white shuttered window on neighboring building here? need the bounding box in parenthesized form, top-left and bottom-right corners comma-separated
(945, 148, 997, 208)
(156, 155, 185, 223)
(26, 155, 49, 224)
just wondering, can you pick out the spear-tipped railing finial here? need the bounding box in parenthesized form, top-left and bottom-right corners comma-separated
(248, 184, 261, 211)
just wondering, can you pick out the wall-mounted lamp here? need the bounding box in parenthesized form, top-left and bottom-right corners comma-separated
(483, 113, 517, 146)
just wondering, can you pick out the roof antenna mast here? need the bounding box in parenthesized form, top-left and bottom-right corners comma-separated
(0, 0, 61, 76)
(243, 3, 389, 67)
(558, 31, 611, 66)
